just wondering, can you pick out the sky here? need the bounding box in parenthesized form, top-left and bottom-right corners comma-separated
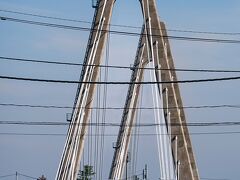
(0, 0, 240, 180)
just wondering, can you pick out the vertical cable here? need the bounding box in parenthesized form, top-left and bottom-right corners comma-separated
(141, 0, 166, 178)
(95, 71, 101, 179)
(99, 27, 110, 180)
(132, 82, 144, 178)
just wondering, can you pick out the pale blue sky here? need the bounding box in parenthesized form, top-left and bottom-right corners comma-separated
(0, 0, 240, 179)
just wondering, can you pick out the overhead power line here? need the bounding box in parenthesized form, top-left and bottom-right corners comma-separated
(0, 173, 16, 178)
(1, 9, 240, 36)
(1, 16, 240, 44)
(0, 9, 90, 24)
(1, 75, 240, 84)
(1, 103, 240, 110)
(0, 172, 37, 179)
(0, 131, 240, 137)
(201, 178, 230, 180)
(1, 120, 240, 127)
(17, 173, 37, 180)
(1, 56, 240, 73)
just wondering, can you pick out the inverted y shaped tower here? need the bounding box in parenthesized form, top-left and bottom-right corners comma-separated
(56, 0, 199, 179)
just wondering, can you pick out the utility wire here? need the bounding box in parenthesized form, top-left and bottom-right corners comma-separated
(1, 120, 240, 127)
(0, 9, 90, 24)
(1, 9, 240, 36)
(1, 56, 240, 73)
(0, 173, 38, 180)
(17, 173, 38, 179)
(0, 131, 240, 136)
(0, 174, 15, 178)
(0, 9, 236, 180)
(201, 178, 230, 180)
(1, 75, 240, 84)
(1, 103, 240, 110)
(1, 16, 240, 44)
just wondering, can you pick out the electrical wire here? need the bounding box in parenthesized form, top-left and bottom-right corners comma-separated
(17, 173, 38, 179)
(0, 9, 236, 180)
(1, 9, 240, 36)
(1, 103, 240, 110)
(1, 56, 240, 74)
(1, 120, 240, 127)
(1, 16, 240, 44)
(201, 178, 230, 180)
(0, 172, 38, 180)
(0, 131, 240, 136)
(0, 174, 15, 178)
(0, 9, 91, 24)
(1, 75, 240, 84)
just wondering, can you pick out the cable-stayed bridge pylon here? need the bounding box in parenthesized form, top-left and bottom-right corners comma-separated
(56, 0, 199, 180)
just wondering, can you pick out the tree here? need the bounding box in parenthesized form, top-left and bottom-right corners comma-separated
(37, 175, 47, 180)
(77, 165, 95, 180)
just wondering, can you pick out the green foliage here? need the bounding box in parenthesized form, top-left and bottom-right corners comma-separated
(77, 165, 95, 180)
